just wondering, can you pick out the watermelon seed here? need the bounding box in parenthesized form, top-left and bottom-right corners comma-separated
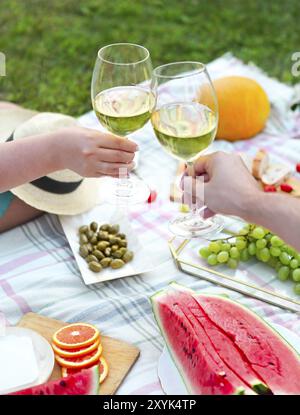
(60, 380, 67, 387)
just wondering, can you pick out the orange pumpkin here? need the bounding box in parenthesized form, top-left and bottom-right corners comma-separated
(199, 76, 270, 141)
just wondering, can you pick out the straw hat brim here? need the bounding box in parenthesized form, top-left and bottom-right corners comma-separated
(1, 108, 99, 215)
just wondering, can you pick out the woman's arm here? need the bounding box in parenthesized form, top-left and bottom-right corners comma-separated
(190, 152, 300, 251)
(0, 126, 137, 193)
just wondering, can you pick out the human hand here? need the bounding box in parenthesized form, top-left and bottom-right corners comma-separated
(182, 152, 261, 218)
(53, 126, 138, 177)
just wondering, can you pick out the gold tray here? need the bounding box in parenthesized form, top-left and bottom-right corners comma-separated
(169, 236, 300, 314)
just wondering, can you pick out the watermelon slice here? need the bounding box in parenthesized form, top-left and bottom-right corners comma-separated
(152, 290, 251, 395)
(193, 293, 300, 395)
(10, 366, 99, 395)
(168, 283, 270, 394)
(151, 284, 300, 395)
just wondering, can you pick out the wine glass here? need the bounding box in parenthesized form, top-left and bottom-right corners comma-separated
(91, 43, 153, 204)
(151, 61, 223, 238)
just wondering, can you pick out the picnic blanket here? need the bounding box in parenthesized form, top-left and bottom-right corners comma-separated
(0, 53, 300, 395)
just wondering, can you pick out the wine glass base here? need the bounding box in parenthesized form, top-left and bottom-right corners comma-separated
(169, 214, 224, 239)
(99, 176, 150, 205)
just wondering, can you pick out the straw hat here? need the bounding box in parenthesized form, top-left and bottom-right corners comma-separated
(0, 107, 99, 215)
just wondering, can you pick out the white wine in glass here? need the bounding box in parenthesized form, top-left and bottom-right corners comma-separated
(91, 43, 153, 204)
(151, 61, 223, 238)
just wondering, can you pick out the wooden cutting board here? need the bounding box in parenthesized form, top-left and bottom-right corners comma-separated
(17, 313, 140, 395)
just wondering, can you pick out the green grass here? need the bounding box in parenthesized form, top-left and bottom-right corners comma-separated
(0, 0, 299, 116)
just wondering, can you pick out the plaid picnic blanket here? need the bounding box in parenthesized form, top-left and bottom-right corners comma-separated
(0, 54, 299, 395)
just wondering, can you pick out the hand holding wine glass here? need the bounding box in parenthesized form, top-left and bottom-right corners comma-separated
(91, 43, 153, 204)
(151, 61, 223, 237)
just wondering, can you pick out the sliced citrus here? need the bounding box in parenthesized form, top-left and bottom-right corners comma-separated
(61, 357, 109, 384)
(52, 323, 100, 350)
(55, 344, 102, 369)
(99, 356, 109, 384)
(52, 338, 101, 358)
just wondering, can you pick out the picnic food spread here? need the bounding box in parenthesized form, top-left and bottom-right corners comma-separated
(51, 323, 109, 385)
(151, 283, 300, 395)
(78, 222, 134, 272)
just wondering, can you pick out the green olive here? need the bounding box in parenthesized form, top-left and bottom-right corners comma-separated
(97, 241, 110, 251)
(90, 221, 98, 232)
(100, 224, 109, 231)
(86, 254, 99, 263)
(100, 257, 112, 268)
(112, 249, 123, 259)
(93, 250, 105, 260)
(98, 231, 109, 241)
(108, 235, 118, 245)
(89, 261, 102, 273)
(79, 234, 88, 244)
(90, 235, 98, 245)
(119, 240, 127, 248)
(79, 225, 89, 234)
(111, 244, 119, 252)
(116, 233, 126, 240)
(86, 230, 94, 240)
(86, 243, 93, 253)
(110, 224, 120, 235)
(123, 250, 134, 263)
(110, 259, 125, 269)
(104, 247, 112, 257)
(119, 247, 127, 256)
(79, 245, 89, 258)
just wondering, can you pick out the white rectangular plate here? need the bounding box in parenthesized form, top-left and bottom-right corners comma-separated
(59, 205, 155, 285)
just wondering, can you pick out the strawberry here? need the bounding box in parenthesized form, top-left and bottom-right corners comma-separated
(296, 163, 300, 174)
(147, 190, 157, 203)
(280, 183, 293, 193)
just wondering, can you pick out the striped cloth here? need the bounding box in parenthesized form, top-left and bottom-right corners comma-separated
(0, 54, 299, 395)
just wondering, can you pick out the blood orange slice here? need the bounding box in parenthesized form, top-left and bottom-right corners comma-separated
(55, 344, 102, 369)
(99, 356, 109, 384)
(52, 323, 100, 350)
(52, 338, 101, 358)
(61, 357, 109, 384)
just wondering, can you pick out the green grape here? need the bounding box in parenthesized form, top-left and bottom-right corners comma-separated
(221, 243, 231, 252)
(207, 254, 218, 266)
(209, 241, 221, 254)
(290, 259, 299, 270)
(277, 266, 290, 281)
(251, 227, 265, 240)
(260, 248, 270, 263)
(286, 246, 296, 257)
(292, 268, 300, 282)
(199, 246, 210, 259)
(268, 257, 278, 268)
(281, 244, 288, 252)
(294, 283, 300, 295)
(248, 242, 256, 256)
(270, 246, 281, 257)
(236, 237, 247, 251)
(230, 247, 240, 259)
(270, 236, 284, 247)
(256, 239, 267, 249)
(240, 249, 250, 262)
(275, 261, 282, 272)
(227, 258, 238, 269)
(296, 254, 300, 263)
(239, 225, 250, 236)
(217, 251, 229, 263)
(256, 249, 262, 261)
(279, 252, 290, 266)
(265, 233, 272, 242)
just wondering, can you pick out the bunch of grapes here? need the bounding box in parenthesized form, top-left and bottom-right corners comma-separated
(199, 224, 300, 296)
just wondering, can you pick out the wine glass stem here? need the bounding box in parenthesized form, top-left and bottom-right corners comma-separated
(186, 160, 207, 218)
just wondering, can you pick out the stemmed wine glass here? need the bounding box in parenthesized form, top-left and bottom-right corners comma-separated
(151, 61, 223, 238)
(91, 43, 153, 204)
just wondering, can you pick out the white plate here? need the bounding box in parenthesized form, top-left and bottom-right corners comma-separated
(0, 327, 54, 394)
(60, 205, 155, 285)
(158, 322, 300, 395)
